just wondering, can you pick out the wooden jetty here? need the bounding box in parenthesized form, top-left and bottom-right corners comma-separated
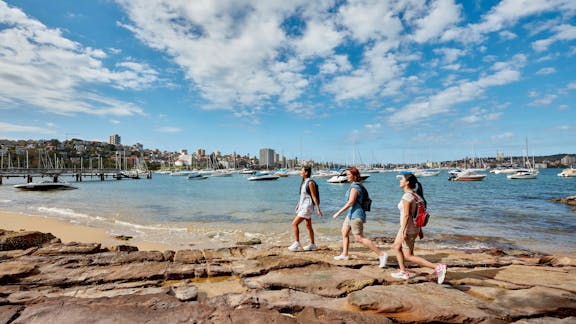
(0, 168, 151, 185)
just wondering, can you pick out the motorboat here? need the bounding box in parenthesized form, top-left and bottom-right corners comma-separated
(211, 170, 234, 177)
(239, 169, 256, 175)
(14, 181, 78, 191)
(170, 170, 194, 176)
(248, 172, 279, 181)
(492, 168, 524, 175)
(274, 169, 289, 177)
(187, 173, 208, 180)
(312, 169, 341, 178)
(558, 167, 576, 177)
(507, 169, 539, 179)
(327, 170, 369, 183)
(414, 169, 440, 177)
(505, 138, 539, 180)
(448, 170, 486, 181)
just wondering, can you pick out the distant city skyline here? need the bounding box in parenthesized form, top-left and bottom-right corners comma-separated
(0, 1, 575, 164)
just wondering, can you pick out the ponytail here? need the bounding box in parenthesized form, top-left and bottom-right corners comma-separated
(415, 180, 427, 207)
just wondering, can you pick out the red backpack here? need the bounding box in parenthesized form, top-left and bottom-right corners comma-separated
(411, 193, 430, 227)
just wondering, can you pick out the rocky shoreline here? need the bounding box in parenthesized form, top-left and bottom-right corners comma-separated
(1, 229, 575, 323)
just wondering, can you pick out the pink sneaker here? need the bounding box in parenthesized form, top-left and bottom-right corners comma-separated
(391, 270, 411, 280)
(435, 264, 447, 284)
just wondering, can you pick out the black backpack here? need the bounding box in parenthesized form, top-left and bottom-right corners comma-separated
(358, 184, 372, 212)
(304, 179, 320, 204)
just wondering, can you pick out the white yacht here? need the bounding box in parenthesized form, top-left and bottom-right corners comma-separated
(558, 167, 576, 177)
(248, 172, 279, 181)
(507, 169, 539, 180)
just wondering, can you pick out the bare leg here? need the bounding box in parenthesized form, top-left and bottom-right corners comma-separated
(392, 239, 406, 271)
(304, 218, 315, 244)
(291, 217, 304, 243)
(353, 234, 385, 257)
(341, 225, 351, 256)
(403, 247, 437, 269)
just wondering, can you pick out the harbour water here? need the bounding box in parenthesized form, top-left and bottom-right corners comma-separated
(1, 169, 574, 255)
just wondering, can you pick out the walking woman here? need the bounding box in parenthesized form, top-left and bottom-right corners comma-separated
(392, 173, 447, 283)
(332, 167, 387, 267)
(288, 166, 322, 251)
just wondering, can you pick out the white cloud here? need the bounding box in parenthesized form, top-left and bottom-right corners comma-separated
(535, 67, 556, 75)
(0, 122, 55, 134)
(388, 57, 522, 125)
(338, 0, 403, 43)
(499, 30, 517, 40)
(0, 1, 153, 116)
(532, 24, 576, 52)
(442, 0, 575, 44)
(530, 94, 557, 106)
(434, 47, 465, 64)
(491, 132, 514, 140)
(411, 0, 461, 44)
(156, 126, 182, 133)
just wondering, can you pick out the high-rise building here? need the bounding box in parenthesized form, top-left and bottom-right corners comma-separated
(109, 134, 121, 145)
(259, 148, 275, 167)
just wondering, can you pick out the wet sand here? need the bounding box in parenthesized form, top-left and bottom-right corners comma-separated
(0, 211, 175, 251)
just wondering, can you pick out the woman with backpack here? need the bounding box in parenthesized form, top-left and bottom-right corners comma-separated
(392, 173, 447, 283)
(288, 165, 322, 251)
(332, 167, 388, 267)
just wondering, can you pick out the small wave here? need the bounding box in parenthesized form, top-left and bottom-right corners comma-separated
(113, 220, 188, 232)
(36, 207, 106, 222)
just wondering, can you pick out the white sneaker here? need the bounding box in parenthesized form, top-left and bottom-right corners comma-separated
(303, 243, 317, 251)
(288, 241, 301, 251)
(391, 270, 411, 280)
(378, 253, 388, 268)
(333, 254, 349, 261)
(436, 264, 447, 284)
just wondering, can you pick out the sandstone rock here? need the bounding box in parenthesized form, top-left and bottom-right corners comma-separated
(2, 228, 575, 323)
(0, 231, 56, 251)
(173, 249, 205, 263)
(489, 286, 576, 319)
(0, 261, 37, 283)
(513, 317, 576, 323)
(231, 254, 316, 277)
(295, 306, 393, 323)
(236, 238, 262, 245)
(492, 265, 576, 293)
(347, 283, 494, 323)
(108, 244, 138, 252)
(540, 255, 576, 267)
(11, 294, 300, 324)
(0, 305, 23, 323)
(33, 242, 101, 256)
(243, 264, 380, 297)
(172, 285, 198, 301)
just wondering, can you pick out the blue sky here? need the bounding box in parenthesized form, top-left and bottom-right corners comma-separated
(1, 0, 575, 164)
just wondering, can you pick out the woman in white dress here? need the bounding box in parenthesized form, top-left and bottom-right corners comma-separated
(288, 166, 322, 251)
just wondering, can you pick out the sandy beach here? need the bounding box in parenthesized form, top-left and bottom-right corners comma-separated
(0, 211, 174, 252)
